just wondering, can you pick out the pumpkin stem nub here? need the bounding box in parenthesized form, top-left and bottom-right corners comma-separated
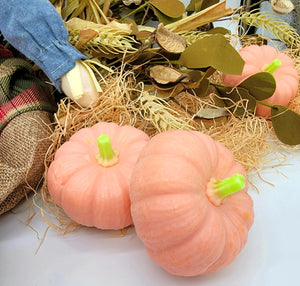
(263, 59, 281, 74)
(96, 134, 119, 167)
(206, 173, 246, 206)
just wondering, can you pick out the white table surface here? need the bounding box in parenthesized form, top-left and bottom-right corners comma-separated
(1, 150, 300, 286)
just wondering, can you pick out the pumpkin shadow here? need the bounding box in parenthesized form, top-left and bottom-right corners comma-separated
(59, 224, 145, 254)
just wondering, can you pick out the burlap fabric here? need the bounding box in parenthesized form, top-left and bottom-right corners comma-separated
(0, 44, 57, 215)
(0, 111, 53, 214)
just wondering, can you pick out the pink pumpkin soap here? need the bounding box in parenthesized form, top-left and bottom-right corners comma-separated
(129, 130, 254, 276)
(47, 122, 149, 230)
(223, 44, 299, 117)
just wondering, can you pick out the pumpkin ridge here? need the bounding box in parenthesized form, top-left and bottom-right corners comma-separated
(132, 193, 211, 250)
(141, 151, 214, 186)
(111, 166, 132, 226)
(84, 168, 104, 228)
(190, 131, 222, 177)
(117, 142, 149, 166)
(69, 127, 98, 146)
(204, 211, 243, 274)
(209, 144, 237, 187)
(146, 206, 227, 276)
(60, 164, 100, 226)
(221, 193, 254, 230)
(130, 180, 205, 204)
(136, 130, 215, 173)
(55, 140, 94, 158)
(90, 168, 108, 227)
(91, 121, 119, 140)
(130, 157, 209, 202)
(91, 167, 132, 229)
(221, 204, 249, 248)
(49, 154, 92, 185)
(55, 149, 94, 163)
(47, 148, 97, 205)
(114, 125, 149, 147)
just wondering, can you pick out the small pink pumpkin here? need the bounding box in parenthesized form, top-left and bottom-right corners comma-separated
(223, 44, 299, 117)
(47, 122, 149, 230)
(129, 130, 254, 276)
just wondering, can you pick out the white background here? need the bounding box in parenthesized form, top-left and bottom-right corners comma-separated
(1, 1, 300, 285)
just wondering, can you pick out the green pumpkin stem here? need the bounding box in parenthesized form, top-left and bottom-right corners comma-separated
(263, 59, 281, 74)
(214, 173, 246, 200)
(96, 134, 119, 167)
(207, 173, 246, 206)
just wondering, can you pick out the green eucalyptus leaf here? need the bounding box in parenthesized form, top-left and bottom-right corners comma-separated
(178, 34, 245, 75)
(214, 85, 256, 116)
(149, 0, 185, 18)
(186, 68, 216, 82)
(187, 70, 205, 84)
(271, 105, 300, 145)
(185, 70, 211, 97)
(151, 6, 181, 25)
(193, 78, 210, 97)
(238, 72, 276, 100)
(206, 27, 230, 35)
(198, 0, 219, 10)
(186, 0, 205, 12)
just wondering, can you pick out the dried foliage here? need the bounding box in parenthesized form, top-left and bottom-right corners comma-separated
(36, 1, 300, 233)
(66, 18, 138, 57)
(39, 53, 300, 233)
(155, 23, 187, 53)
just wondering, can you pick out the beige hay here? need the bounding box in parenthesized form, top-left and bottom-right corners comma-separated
(37, 46, 300, 234)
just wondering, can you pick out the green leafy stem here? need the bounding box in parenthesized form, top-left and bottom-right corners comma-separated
(211, 72, 300, 146)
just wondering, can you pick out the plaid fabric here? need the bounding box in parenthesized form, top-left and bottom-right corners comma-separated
(0, 44, 13, 58)
(0, 44, 57, 131)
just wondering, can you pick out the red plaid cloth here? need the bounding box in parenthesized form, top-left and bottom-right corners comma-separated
(0, 44, 57, 131)
(0, 44, 13, 58)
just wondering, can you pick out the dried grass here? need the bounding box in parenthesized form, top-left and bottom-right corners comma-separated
(37, 41, 300, 234)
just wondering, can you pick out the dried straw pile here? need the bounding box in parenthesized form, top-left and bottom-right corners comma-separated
(33, 0, 300, 232)
(36, 46, 300, 233)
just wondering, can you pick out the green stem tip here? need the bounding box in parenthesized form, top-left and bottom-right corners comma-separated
(207, 173, 246, 206)
(263, 59, 281, 74)
(214, 173, 246, 200)
(96, 134, 119, 167)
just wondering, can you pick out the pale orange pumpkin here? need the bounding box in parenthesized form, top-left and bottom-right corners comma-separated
(223, 44, 299, 117)
(129, 130, 254, 276)
(47, 122, 149, 230)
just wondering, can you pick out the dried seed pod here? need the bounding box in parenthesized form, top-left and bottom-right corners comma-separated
(155, 23, 187, 54)
(271, 0, 295, 14)
(149, 65, 186, 85)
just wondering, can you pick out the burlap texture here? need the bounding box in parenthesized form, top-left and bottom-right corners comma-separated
(0, 110, 53, 215)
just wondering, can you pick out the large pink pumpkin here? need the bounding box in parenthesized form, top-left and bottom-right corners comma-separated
(129, 130, 254, 276)
(47, 122, 149, 230)
(223, 45, 299, 117)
